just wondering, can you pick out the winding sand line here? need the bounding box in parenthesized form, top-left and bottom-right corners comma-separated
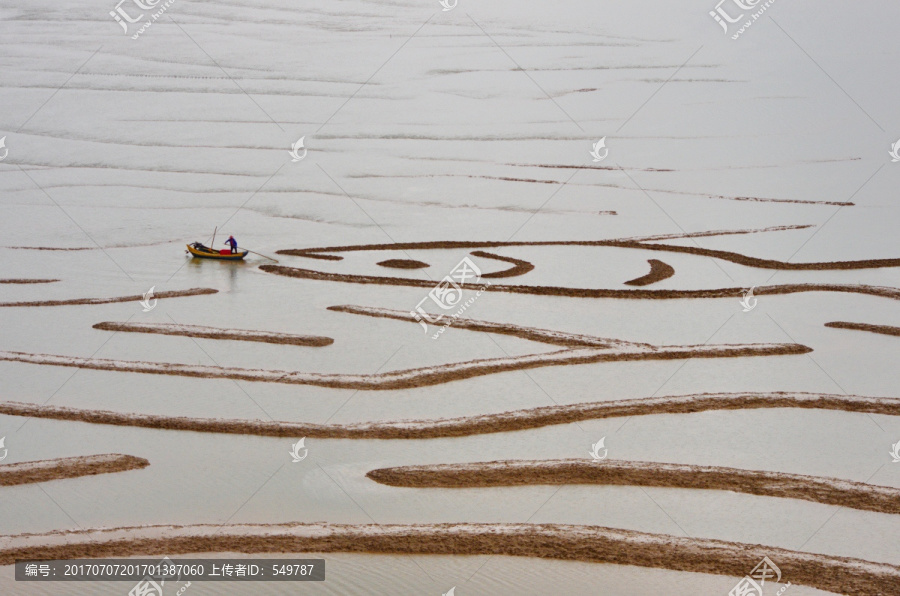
(92, 322, 334, 347)
(297, 252, 343, 261)
(0, 341, 807, 391)
(0, 288, 217, 308)
(327, 304, 645, 349)
(0, 454, 149, 486)
(825, 321, 900, 338)
(368, 459, 900, 515)
(5, 246, 92, 251)
(0, 392, 896, 440)
(1, 523, 896, 594)
(262, 266, 900, 302)
(624, 259, 675, 286)
(276, 233, 900, 271)
(470, 250, 535, 278)
(0, 279, 59, 284)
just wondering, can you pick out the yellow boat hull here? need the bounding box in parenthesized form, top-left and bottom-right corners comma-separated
(186, 244, 248, 260)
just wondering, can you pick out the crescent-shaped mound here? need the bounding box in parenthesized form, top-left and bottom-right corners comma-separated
(470, 250, 535, 278)
(624, 259, 675, 286)
(1, 523, 897, 594)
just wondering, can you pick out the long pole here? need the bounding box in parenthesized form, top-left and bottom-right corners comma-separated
(239, 248, 279, 262)
(210, 226, 217, 248)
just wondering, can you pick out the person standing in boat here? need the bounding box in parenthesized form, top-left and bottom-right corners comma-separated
(225, 235, 238, 254)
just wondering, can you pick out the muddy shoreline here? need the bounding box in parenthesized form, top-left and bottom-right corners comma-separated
(0, 454, 148, 486)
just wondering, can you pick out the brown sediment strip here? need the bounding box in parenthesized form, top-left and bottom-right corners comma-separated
(825, 321, 900, 338)
(377, 259, 429, 269)
(92, 322, 333, 347)
(0, 341, 808, 391)
(0, 392, 896, 440)
(0, 288, 217, 308)
(5, 246, 92, 251)
(0, 279, 59, 284)
(624, 259, 675, 286)
(1, 522, 897, 594)
(470, 250, 535, 278)
(296, 252, 343, 261)
(275, 238, 900, 271)
(261, 265, 900, 302)
(367, 459, 900, 515)
(0, 454, 149, 486)
(327, 304, 644, 349)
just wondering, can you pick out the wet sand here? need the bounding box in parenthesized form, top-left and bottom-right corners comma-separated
(328, 304, 643, 348)
(262, 266, 900, 302)
(275, 235, 900, 270)
(0, 454, 149, 486)
(1, 522, 897, 594)
(0, 279, 59, 284)
(92, 322, 334, 347)
(0, 392, 883, 440)
(624, 259, 675, 286)
(0, 288, 217, 308)
(0, 341, 807, 390)
(367, 459, 900, 514)
(825, 322, 900, 338)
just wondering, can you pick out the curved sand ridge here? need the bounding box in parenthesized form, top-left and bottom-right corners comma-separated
(0, 340, 806, 391)
(1, 522, 897, 594)
(0, 288, 217, 308)
(367, 459, 900, 515)
(825, 321, 900, 338)
(262, 265, 900, 302)
(0, 392, 891, 439)
(0, 454, 148, 486)
(624, 259, 675, 286)
(93, 322, 333, 347)
(0, 279, 59, 284)
(328, 304, 643, 348)
(275, 237, 900, 271)
(470, 250, 535, 278)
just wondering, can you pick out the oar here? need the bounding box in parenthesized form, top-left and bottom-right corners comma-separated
(239, 248, 279, 263)
(210, 226, 217, 248)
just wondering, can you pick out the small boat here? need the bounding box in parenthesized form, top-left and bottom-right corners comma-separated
(186, 242, 248, 260)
